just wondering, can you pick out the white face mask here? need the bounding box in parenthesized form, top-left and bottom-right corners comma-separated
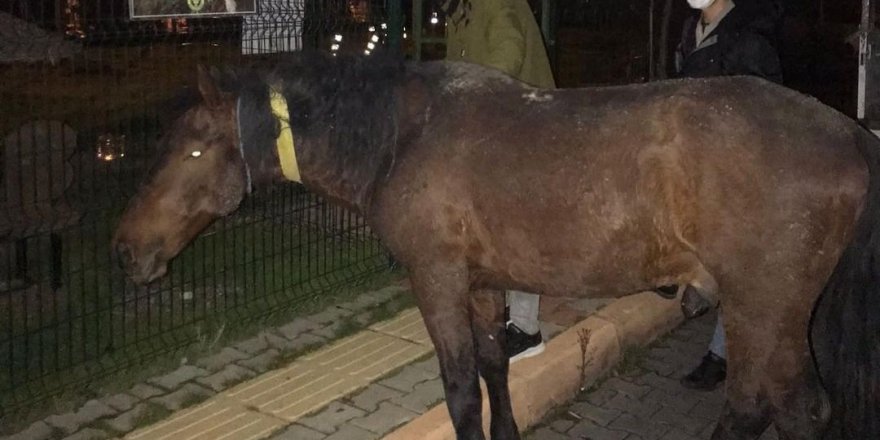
(687, 0, 715, 9)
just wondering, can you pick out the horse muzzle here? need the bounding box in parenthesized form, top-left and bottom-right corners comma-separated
(113, 240, 168, 284)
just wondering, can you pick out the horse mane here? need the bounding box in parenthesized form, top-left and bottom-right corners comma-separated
(232, 51, 406, 210)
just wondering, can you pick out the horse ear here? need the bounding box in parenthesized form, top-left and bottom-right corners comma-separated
(196, 64, 225, 108)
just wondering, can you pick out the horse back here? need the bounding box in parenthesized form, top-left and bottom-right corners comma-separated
(372, 63, 871, 297)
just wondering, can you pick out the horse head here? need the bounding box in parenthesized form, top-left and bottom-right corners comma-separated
(114, 52, 408, 284)
(113, 66, 248, 284)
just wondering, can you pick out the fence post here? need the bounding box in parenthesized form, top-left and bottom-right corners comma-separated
(386, 0, 404, 52)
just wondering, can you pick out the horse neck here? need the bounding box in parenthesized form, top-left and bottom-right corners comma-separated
(239, 61, 423, 215)
(290, 73, 431, 215)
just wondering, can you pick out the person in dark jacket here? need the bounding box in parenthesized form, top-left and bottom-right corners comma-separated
(675, 0, 783, 391)
(675, 0, 782, 83)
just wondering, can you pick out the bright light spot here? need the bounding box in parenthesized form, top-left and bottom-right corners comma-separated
(403, 32, 407, 39)
(331, 43, 340, 51)
(380, 22, 387, 29)
(367, 42, 375, 50)
(364, 49, 371, 55)
(334, 34, 343, 42)
(102, 154, 115, 161)
(368, 26, 376, 32)
(371, 34, 379, 43)
(430, 12, 439, 24)
(191, 151, 202, 158)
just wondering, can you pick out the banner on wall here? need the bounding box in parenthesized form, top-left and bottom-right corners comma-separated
(130, 0, 257, 19)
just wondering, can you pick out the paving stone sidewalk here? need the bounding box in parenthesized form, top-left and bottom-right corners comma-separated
(0, 284, 609, 440)
(524, 313, 780, 440)
(1, 284, 414, 440)
(264, 296, 613, 440)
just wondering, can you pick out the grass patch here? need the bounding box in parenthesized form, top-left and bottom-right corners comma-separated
(0, 194, 402, 434)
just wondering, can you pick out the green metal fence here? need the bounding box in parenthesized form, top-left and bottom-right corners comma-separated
(0, 0, 397, 421)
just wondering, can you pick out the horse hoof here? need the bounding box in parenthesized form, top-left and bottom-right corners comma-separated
(681, 286, 711, 319)
(654, 284, 679, 299)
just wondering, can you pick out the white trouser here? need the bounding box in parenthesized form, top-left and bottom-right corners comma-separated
(507, 290, 540, 335)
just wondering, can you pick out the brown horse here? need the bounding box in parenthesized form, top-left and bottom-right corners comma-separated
(113, 52, 880, 440)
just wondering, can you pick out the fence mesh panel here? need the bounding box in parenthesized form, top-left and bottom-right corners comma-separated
(0, 0, 394, 420)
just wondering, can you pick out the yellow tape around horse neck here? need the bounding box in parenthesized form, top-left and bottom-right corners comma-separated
(269, 88, 301, 183)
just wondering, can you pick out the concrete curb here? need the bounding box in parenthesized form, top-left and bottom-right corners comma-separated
(383, 291, 684, 440)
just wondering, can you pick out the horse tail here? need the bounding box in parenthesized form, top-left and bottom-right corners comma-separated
(810, 129, 880, 439)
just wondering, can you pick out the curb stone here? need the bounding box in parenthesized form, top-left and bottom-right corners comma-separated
(128, 384, 163, 401)
(101, 394, 140, 413)
(104, 403, 154, 433)
(195, 347, 250, 372)
(196, 364, 257, 392)
(149, 383, 214, 412)
(147, 365, 207, 391)
(384, 291, 683, 440)
(276, 318, 321, 340)
(0, 421, 55, 440)
(233, 333, 271, 355)
(60, 428, 111, 440)
(237, 348, 281, 373)
(45, 400, 117, 435)
(264, 331, 325, 353)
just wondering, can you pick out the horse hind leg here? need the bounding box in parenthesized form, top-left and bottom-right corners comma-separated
(712, 401, 773, 440)
(649, 251, 719, 319)
(712, 266, 831, 440)
(771, 372, 831, 440)
(708, 363, 827, 440)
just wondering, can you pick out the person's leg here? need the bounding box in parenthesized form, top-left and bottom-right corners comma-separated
(709, 315, 726, 358)
(505, 291, 544, 362)
(508, 290, 540, 334)
(682, 316, 727, 390)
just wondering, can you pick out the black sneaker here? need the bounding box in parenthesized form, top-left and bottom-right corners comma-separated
(506, 322, 545, 364)
(680, 351, 727, 391)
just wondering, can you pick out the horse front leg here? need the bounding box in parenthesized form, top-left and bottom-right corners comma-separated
(411, 262, 485, 440)
(471, 289, 520, 440)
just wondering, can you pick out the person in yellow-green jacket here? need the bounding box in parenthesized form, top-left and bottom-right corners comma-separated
(444, 0, 555, 90)
(443, 0, 555, 363)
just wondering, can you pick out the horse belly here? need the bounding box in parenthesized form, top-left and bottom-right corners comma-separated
(467, 223, 655, 298)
